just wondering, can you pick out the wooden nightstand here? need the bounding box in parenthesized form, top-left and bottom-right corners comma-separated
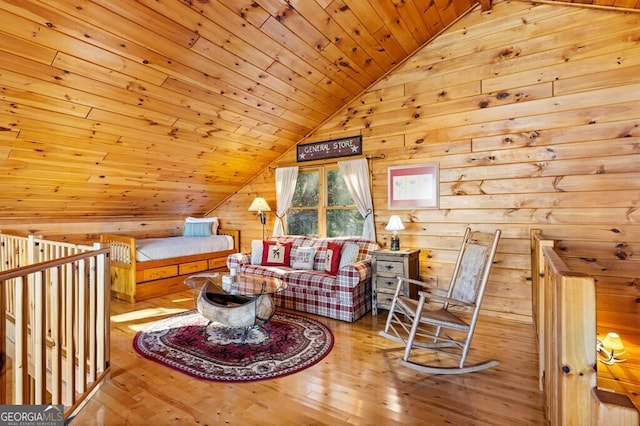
(371, 248, 420, 316)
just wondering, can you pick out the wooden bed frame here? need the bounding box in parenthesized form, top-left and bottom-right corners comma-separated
(100, 229, 240, 303)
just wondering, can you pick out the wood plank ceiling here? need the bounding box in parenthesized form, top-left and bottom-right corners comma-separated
(0, 0, 637, 219)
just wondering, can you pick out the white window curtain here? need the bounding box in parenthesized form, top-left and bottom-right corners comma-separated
(273, 166, 299, 236)
(338, 158, 376, 241)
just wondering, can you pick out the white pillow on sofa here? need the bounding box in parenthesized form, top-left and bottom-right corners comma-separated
(250, 240, 263, 265)
(339, 243, 360, 268)
(291, 246, 316, 270)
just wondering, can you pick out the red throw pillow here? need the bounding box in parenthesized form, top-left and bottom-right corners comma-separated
(261, 241, 292, 266)
(324, 242, 342, 275)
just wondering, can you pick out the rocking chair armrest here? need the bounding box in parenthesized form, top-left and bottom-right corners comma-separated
(417, 290, 474, 307)
(398, 275, 438, 290)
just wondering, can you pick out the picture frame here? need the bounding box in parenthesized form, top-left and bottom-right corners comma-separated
(388, 163, 439, 210)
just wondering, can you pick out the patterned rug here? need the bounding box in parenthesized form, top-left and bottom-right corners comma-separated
(133, 310, 334, 383)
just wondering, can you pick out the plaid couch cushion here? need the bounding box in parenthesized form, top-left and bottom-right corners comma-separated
(235, 264, 334, 292)
(283, 269, 337, 292)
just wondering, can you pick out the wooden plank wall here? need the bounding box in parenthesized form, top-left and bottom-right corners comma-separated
(212, 1, 640, 324)
(3, 1, 638, 325)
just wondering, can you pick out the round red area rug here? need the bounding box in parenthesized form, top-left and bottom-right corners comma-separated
(133, 310, 334, 383)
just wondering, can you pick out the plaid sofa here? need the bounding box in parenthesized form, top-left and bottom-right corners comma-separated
(227, 235, 380, 322)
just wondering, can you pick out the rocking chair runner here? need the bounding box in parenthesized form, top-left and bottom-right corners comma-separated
(379, 228, 502, 374)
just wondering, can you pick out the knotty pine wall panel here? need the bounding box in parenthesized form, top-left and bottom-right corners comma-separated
(210, 1, 640, 324)
(0, 217, 185, 246)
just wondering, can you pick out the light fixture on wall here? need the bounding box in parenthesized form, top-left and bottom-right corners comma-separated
(248, 197, 271, 240)
(385, 215, 405, 251)
(597, 332, 626, 365)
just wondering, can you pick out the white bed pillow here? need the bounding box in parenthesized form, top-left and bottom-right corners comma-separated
(185, 216, 218, 222)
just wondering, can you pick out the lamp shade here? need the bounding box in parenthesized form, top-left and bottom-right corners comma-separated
(248, 197, 271, 212)
(385, 215, 405, 232)
(602, 332, 625, 354)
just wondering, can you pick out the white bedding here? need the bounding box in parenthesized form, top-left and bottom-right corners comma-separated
(135, 235, 234, 262)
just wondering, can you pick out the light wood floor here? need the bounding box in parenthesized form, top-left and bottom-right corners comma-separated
(69, 290, 546, 425)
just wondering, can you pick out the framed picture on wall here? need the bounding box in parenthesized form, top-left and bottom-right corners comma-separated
(388, 163, 439, 210)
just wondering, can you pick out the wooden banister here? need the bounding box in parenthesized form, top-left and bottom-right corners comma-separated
(0, 232, 110, 421)
(531, 229, 639, 425)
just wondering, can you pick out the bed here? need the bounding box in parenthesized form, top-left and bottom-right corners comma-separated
(100, 227, 240, 303)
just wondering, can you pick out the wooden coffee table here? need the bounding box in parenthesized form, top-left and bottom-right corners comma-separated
(184, 273, 286, 329)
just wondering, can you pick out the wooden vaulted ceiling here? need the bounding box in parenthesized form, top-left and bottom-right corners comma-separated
(0, 0, 637, 219)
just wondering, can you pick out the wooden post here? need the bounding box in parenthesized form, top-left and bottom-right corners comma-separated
(32, 271, 47, 403)
(530, 229, 554, 391)
(558, 271, 596, 424)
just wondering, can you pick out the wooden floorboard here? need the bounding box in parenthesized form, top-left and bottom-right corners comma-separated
(69, 290, 546, 425)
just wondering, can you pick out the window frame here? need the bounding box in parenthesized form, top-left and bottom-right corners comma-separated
(288, 164, 361, 238)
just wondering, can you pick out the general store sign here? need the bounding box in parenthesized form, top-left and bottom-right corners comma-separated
(296, 135, 362, 162)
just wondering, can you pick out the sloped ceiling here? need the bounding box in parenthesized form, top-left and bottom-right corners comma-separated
(0, 0, 636, 219)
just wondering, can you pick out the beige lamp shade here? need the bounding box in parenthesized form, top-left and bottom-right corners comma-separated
(385, 215, 405, 251)
(249, 197, 271, 240)
(248, 197, 271, 212)
(602, 332, 625, 355)
(385, 215, 405, 232)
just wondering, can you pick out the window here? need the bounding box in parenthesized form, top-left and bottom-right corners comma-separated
(287, 165, 363, 237)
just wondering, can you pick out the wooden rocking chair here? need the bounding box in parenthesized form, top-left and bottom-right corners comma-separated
(379, 228, 501, 374)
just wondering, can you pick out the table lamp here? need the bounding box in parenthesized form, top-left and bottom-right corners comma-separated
(248, 197, 271, 240)
(385, 215, 405, 251)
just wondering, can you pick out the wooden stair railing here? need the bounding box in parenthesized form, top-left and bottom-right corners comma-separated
(531, 229, 639, 425)
(0, 233, 110, 421)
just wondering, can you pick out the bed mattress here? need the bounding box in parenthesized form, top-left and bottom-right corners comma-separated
(135, 235, 233, 262)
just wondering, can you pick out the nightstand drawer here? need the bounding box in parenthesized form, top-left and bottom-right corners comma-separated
(376, 260, 404, 276)
(375, 276, 399, 293)
(375, 292, 396, 308)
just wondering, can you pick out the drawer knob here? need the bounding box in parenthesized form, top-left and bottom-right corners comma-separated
(385, 264, 394, 270)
